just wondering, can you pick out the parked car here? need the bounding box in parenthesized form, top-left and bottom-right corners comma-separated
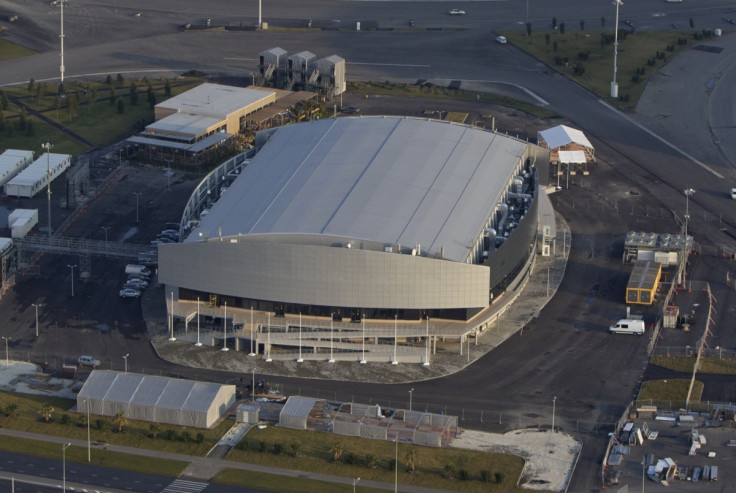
(448, 9, 465, 15)
(127, 274, 150, 282)
(342, 106, 360, 114)
(495, 35, 507, 44)
(125, 280, 148, 289)
(730, 188, 736, 199)
(78, 355, 101, 367)
(119, 288, 142, 298)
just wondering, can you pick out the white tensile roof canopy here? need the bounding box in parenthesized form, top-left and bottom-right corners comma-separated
(537, 125, 593, 151)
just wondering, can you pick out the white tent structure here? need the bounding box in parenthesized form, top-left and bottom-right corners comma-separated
(279, 396, 319, 430)
(77, 371, 235, 429)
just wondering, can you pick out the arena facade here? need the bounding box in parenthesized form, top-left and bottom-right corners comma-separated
(159, 116, 548, 328)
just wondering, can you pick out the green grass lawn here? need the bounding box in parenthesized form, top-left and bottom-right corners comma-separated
(636, 379, 703, 409)
(0, 435, 188, 477)
(224, 426, 526, 493)
(0, 38, 38, 61)
(0, 391, 231, 456)
(502, 29, 711, 109)
(215, 469, 387, 493)
(651, 355, 736, 374)
(1, 77, 203, 152)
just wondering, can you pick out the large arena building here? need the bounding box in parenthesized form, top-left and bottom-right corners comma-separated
(158, 116, 549, 362)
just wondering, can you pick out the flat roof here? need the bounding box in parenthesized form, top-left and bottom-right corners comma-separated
(147, 113, 223, 137)
(156, 83, 275, 119)
(191, 116, 527, 263)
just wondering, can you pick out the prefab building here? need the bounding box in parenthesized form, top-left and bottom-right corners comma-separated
(317, 55, 346, 96)
(288, 51, 317, 86)
(4, 153, 71, 198)
(77, 370, 236, 429)
(279, 396, 319, 430)
(8, 209, 38, 238)
(626, 260, 662, 305)
(0, 149, 34, 187)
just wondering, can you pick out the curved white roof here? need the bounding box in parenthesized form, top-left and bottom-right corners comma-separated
(192, 117, 527, 263)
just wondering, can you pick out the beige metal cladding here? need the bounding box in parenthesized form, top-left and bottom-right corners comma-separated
(159, 240, 490, 310)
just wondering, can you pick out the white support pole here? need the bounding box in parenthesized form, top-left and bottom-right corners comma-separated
(249, 306, 256, 356)
(328, 319, 335, 362)
(221, 302, 229, 351)
(168, 291, 176, 341)
(392, 315, 398, 365)
(424, 316, 430, 366)
(297, 313, 303, 362)
(360, 314, 367, 364)
(195, 297, 202, 346)
(265, 313, 272, 362)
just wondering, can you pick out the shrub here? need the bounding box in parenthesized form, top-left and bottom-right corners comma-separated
(149, 423, 161, 439)
(495, 471, 505, 483)
(457, 469, 469, 480)
(180, 431, 192, 443)
(343, 452, 356, 465)
(163, 429, 177, 441)
(365, 453, 378, 469)
(259, 440, 267, 452)
(196, 432, 205, 444)
(59, 414, 71, 425)
(94, 419, 106, 430)
(272, 442, 283, 455)
(443, 464, 455, 480)
(481, 469, 493, 483)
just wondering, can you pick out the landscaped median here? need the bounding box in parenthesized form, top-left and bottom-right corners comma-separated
(218, 425, 526, 493)
(0, 435, 189, 477)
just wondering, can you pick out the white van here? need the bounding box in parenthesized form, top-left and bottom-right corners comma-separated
(609, 319, 645, 335)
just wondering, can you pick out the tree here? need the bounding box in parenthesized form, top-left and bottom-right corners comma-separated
(86, 89, 95, 114)
(117, 73, 125, 86)
(5, 403, 18, 417)
(526, 22, 532, 36)
(149, 423, 161, 439)
(405, 448, 418, 473)
(114, 411, 128, 432)
(689, 18, 694, 28)
(552, 17, 557, 29)
(0, 91, 8, 110)
(365, 453, 378, 469)
(601, 16, 606, 27)
(0, 111, 5, 131)
(130, 81, 138, 105)
(180, 430, 192, 442)
(106, 74, 113, 85)
(480, 469, 493, 483)
(164, 79, 172, 97)
(40, 403, 55, 422)
(117, 97, 125, 114)
(560, 22, 566, 34)
(580, 20, 585, 30)
(290, 442, 302, 458)
(545, 33, 550, 45)
(329, 442, 343, 463)
(26, 119, 34, 136)
(109, 86, 117, 105)
(18, 108, 27, 131)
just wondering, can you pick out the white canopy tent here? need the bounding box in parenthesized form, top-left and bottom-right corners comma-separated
(537, 125, 594, 162)
(77, 371, 235, 429)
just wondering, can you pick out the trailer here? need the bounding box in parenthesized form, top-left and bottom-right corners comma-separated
(0, 149, 34, 187)
(4, 153, 71, 197)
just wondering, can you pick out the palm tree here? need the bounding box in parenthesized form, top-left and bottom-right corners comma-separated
(40, 403, 55, 422)
(149, 423, 161, 439)
(114, 411, 128, 433)
(5, 403, 18, 418)
(290, 442, 302, 458)
(329, 442, 343, 463)
(405, 448, 418, 473)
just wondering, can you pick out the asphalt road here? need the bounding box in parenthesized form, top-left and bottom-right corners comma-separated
(2, 1, 736, 492)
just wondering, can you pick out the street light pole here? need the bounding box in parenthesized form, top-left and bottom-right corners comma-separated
(42, 142, 53, 238)
(123, 353, 129, 372)
(2, 336, 9, 366)
(409, 388, 414, 411)
(552, 396, 557, 432)
(67, 264, 77, 297)
(62, 442, 71, 492)
(32, 303, 44, 338)
(101, 226, 110, 248)
(249, 306, 255, 356)
(195, 297, 202, 346)
(611, 0, 623, 98)
(133, 192, 142, 223)
(222, 302, 229, 351)
(353, 477, 361, 493)
(83, 398, 90, 462)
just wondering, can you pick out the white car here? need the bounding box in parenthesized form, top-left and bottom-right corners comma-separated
(119, 288, 142, 298)
(730, 188, 736, 199)
(78, 355, 101, 367)
(448, 9, 465, 15)
(496, 36, 507, 44)
(125, 280, 148, 290)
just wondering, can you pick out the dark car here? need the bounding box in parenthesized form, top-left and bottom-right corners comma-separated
(342, 106, 360, 114)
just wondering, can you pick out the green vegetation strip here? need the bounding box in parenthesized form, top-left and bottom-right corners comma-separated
(348, 81, 556, 119)
(0, 391, 231, 457)
(215, 469, 386, 493)
(637, 378, 703, 407)
(0, 39, 38, 61)
(652, 355, 736, 374)
(502, 29, 712, 109)
(225, 426, 525, 493)
(0, 435, 188, 477)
